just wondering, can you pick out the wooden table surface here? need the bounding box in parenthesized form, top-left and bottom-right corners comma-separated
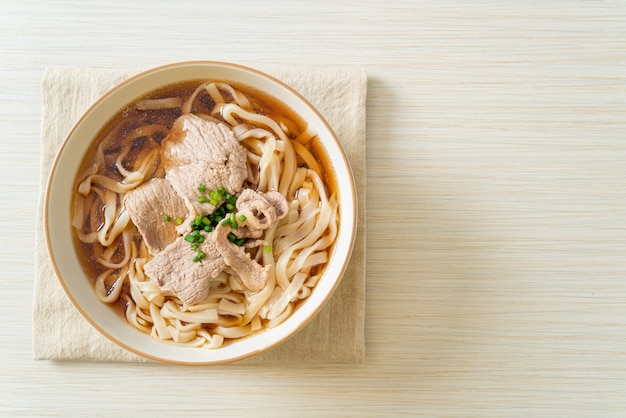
(2, 1, 625, 416)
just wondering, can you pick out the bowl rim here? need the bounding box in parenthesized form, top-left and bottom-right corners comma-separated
(43, 60, 357, 365)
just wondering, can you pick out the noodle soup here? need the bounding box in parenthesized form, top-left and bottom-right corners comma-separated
(72, 79, 339, 349)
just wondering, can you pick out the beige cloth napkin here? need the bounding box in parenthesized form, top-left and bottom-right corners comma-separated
(33, 65, 367, 364)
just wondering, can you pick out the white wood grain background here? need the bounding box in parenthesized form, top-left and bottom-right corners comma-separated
(2, 1, 625, 416)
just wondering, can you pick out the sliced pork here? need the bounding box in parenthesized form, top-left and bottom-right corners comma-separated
(160, 114, 247, 214)
(235, 189, 289, 239)
(166, 161, 242, 215)
(130, 114, 290, 301)
(212, 189, 288, 291)
(123, 178, 190, 254)
(143, 234, 225, 305)
(213, 222, 268, 292)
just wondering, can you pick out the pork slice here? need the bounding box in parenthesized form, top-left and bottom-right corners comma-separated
(161, 114, 243, 168)
(235, 189, 288, 239)
(213, 222, 268, 292)
(160, 114, 247, 214)
(143, 234, 226, 306)
(260, 191, 289, 219)
(123, 178, 190, 254)
(166, 160, 245, 215)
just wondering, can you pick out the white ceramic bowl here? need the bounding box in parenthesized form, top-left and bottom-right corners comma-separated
(44, 61, 356, 365)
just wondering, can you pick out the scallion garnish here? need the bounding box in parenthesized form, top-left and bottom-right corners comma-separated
(185, 184, 247, 258)
(163, 215, 171, 222)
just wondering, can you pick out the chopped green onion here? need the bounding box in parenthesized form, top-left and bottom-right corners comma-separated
(163, 215, 171, 222)
(204, 225, 212, 232)
(235, 238, 245, 246)
(197, 185, 206, 193)
(239, 215, 247, 222)
(184, 234, 196, 243)
(217, 186, 226, 195)
(228, 233, 237, 242)
(221, 219, 231, 226)
(175, 217, 183, 224)
(190, 243, 199, 251)
(199, 196, 209, 203)
(225, 202, 235, 211)
(264, 245, 272, 253)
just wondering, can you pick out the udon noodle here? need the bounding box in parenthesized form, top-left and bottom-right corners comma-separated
(72, 80, 338, 349)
